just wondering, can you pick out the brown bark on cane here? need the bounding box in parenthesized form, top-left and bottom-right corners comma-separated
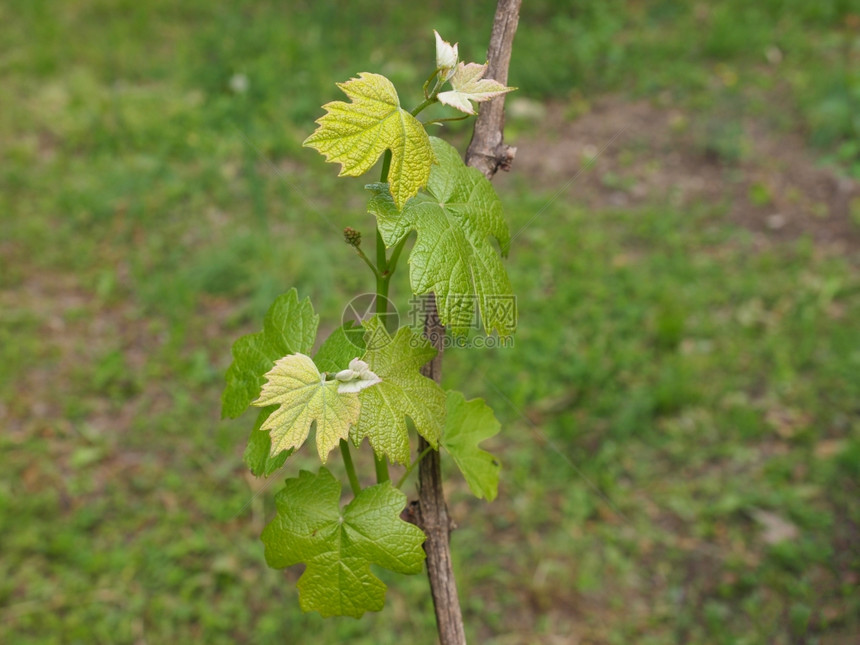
(417, 300, 462, 644)
(417, 2, 522, 643)
(465, 0, 522, 181)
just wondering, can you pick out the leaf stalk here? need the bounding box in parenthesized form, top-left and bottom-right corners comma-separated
(395, 444, 434, 489)
(340, 439, 361, 496)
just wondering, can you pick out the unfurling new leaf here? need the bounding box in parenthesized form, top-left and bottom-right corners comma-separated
(438, 62, 515, 115)
(335, 358, 382, 393)
(434, 30, 459, 79)
(303, 73, 435, 209)
(262, 468, 426, 618)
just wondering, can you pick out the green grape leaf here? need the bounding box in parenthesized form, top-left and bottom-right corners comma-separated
(440, 391, 501, 501)
(353, 317, 446, 464)
(438, 62, 515, 115)
(262, 468, 426, 618)
(303, 72, 434, 210)
(222, 289, 319, 419)
(252, 354, 361, 463)
(313, 322, 365, 374)
(243, 406, 292, 477)
(367, 137, 514, 335)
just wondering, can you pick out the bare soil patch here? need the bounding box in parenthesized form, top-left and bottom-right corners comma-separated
(500, 97, 860, 254)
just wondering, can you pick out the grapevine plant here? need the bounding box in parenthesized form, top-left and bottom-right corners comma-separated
(222, 31, 516, 621)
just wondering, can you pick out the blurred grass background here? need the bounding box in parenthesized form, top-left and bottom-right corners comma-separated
(1, 0, 859, 643)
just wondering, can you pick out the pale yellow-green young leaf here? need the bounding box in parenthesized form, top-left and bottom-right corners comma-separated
(253, 353, 361, 463)
(437, 62, 515, 115)
(303, 72, 434, 209)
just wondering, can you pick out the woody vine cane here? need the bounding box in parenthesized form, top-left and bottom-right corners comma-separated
(221, 2, 522, 642)
(417, 1, 522, 643)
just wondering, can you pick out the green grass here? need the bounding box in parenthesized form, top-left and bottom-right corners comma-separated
(2, 0, 859, 643)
